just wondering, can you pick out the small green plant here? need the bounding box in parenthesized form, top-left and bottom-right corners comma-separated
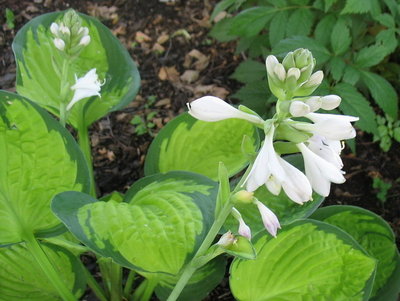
(372, 176, 392, 203)
(374, 114, 400, 151)
(5, 8, 15, 29)
(130, 111, 157, 136)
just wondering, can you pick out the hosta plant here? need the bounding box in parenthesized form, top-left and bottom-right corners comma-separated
(0, 8, 399, 301)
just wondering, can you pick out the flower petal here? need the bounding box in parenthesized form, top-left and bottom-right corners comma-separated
(255, 200, 281, 237)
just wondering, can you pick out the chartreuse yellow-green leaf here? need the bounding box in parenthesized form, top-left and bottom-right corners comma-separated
(144, 113, 259, 180)
(52, 171, 218, 276)
(0, 91, 89, 245)
(0, 243, 86, 301)
(230, 220, 376, 301)
(311, 206, 400, 301)
(13, 10, 140, 128)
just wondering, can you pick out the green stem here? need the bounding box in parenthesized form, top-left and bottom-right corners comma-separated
(131, 278, 158, 301)
(166, 200, 234, 301)
(24, 233, 77, 301)
(59, 59, 71, 127)
(123, 270, 136, 298)
(84, 268, 108, 301)
(98, 258, 123, 301)
(77, 121, 96, 197)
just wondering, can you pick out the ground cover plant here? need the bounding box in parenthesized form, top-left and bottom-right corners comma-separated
(0, 2, 399, 301)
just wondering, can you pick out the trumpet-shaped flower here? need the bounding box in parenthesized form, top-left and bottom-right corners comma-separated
(307, 135, 343, 169)
(67, 68, 103, 111)
(297, 142, 346, 197)
(245, 126, 313, 204)
(232, 207, 252, 239)
(254, 200, 281, 237)
(291, 112, 359, 140)
(187, 96, 264, 125)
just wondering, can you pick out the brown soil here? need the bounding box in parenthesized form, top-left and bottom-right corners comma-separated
(1, 0, 399, 300)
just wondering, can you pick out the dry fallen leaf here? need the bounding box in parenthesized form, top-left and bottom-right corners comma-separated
(157, 33, 170, 44)
(185, 49, 210, 71)
(180, 70, 200, 83)
(158, 66, 180, 82)
(194, 85, 229, 99)
(135, 31, 152, 43)
(152, 43, 165, 54)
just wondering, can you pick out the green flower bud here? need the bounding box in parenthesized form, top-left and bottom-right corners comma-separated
(232, 190, 254, 204)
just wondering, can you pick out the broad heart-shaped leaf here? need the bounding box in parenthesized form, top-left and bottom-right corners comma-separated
(52, 171, 218, 276)
(0, 91, 90, 245)
(311, 206, 400, 300)
(224, 155, 324, 235)
(144, 113, 259, 181)
(230, 220, 376, 301)
(0, 242, 86, 300)
(13, 10, 140, 129)
(154, 256, 227, 301)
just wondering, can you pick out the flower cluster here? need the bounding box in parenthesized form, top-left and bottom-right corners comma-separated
(187, 48, 358, 238)
(50, 9, 90, 55)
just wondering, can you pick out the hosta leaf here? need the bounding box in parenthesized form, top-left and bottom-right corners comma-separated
(311, 205, 400, 299)
(52, 171, 217, 276)
(230, 220, 376, 301)
(361, 71, 398, 119)
(0, 242, 86, 301)
(144, 113, 259, 181)
(224, 155, 324, 235)
(0, 91, 89, 245)
(154, 257, 226, 301)
(229, 7, 274, 37)
(13, 10, 140, 128)
(334, 83, 378, 135)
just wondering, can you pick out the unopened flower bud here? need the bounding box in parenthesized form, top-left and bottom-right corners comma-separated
(289, 101, 311, 117)
(305, 96, 322, 112)
(265, 55, 279, 77)
(294, 48, 314, 69)
(217, 231, 237, 247)
(286, 68, 301, 81)
(50, 22, 59, 35)
(79, 35, 91, 46)
(232, 190, 254, 204)
(78, 26, 89, 36)
(274, 64, 286, 82)
(59, 24, 70, 35)
(53, 38, 65, 51)
(282, 52, 295, 70)
(304, 71, 324, 87)
(231, 208, 252, 239)
(320, 95, 341, 110)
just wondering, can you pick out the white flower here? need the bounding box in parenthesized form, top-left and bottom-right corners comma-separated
(254, 200, 281, 237)
(304, 96, 322, 111)
(291, 112, 359, 140)
(245, 126, 313, 204)
(289, 101, 311, 117)
(79, 35, 91, 46)
(50, 22, 59, 35)
(307, 135, 343, 169)
(53, 38, 65, 51)
(232, 208, 252, 239)
(320, 95, 341, 110)
(78, 26, 89, 36)
(217, 231, 237, 247)
(187, 96, 264, 124)
(67, 68, 103, 111)
(302, 70, 323, 88)
(297, 142, 346, 197)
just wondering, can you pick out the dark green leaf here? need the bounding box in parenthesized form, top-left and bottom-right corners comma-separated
(361, 71, 398, 119)
(210, 0, 237, 20)
(328, 56, 346, 81)
(341, 0, 372, 14)
(232, 80, 271, 114)
(342, 65, 360, 85)
(355, 45, 390, 68)
(229, 7, 274, 37)
(209, 18, 237, 42)
(286, 8, 315, 37)
(314, 14, 337, 46)
(230, 59, 266, 83)
(334, 83, 378, 135)
(269, 11, 288, 47)
(331, 18, 352, 55)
